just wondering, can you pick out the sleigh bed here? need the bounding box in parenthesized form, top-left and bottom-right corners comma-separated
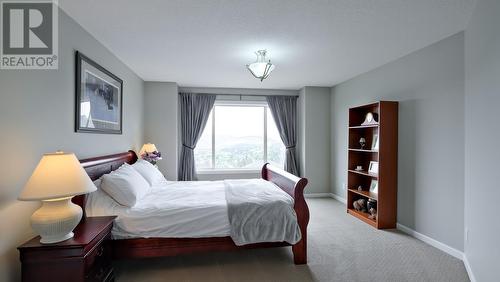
(73, 151, 309, 264)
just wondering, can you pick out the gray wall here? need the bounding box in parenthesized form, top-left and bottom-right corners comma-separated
(0, 10, 144, 281)
(330, 33, 465, 251)
(299, 87, 331, 194)
(144, 82, 179, 180)
(464, 0, 500, 280)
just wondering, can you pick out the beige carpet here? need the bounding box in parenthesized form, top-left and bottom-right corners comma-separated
(114, 198, 469, 282)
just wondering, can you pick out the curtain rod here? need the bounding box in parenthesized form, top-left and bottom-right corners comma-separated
(179, 92, 299, 98)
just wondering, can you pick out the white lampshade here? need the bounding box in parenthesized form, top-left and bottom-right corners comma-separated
(140, 143, 158, 155)
(19, 152, 96, 201)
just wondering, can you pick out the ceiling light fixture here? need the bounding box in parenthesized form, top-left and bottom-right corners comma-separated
(246, 50, 275, 82)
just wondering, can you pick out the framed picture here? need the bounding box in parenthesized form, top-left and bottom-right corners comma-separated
(369, 180, 378, 194)
(371, 133, 379, 150)
(75, 51, 123, 134)
(368, 161, 379, 174)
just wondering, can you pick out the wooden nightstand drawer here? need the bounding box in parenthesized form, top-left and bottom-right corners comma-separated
(85, 262, 113, 282)
(19, 216, 116, 282)
(85, 234, 112, 270)
(85, 235, 113, 281)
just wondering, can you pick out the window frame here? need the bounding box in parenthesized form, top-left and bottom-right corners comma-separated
(196, 100, 282, 173)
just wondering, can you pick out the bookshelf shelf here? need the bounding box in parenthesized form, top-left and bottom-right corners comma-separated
(348, 169, 378, 178)
(349, 124, 379, 129)
(347, 208, 377, 227)
(348, 148, 379, 153)
(348, 189, 378, 200)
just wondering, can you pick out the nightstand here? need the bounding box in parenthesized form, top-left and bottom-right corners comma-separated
(18, 216, 116, 282)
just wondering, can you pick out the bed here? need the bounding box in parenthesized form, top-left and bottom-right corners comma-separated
(73, 151, 310, 264)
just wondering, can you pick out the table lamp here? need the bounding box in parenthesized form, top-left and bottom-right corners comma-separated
(18, 151, 96, 244)
(139, 143, 158, 155)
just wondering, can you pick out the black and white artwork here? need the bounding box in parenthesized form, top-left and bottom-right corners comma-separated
(76, 51, 123, 134)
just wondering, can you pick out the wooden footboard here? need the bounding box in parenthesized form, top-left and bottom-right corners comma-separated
(75, 152, 309, 264)
(262, 164, 310, 264)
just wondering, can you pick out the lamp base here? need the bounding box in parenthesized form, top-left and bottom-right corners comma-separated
(40, 232, 75, 244)
(31, 197, 82, 244)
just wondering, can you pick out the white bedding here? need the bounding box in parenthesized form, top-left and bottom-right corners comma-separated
(86, 179, 231, 239)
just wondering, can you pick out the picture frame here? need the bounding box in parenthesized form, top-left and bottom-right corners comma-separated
(368, 161, 379, 174)
(369, 179, 378, 194)
(75, 51, 123, 134)
(371, 133, 379, 150)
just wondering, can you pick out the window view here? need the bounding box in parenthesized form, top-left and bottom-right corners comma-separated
(195, 103, 286, 170)
(267, 110, 286, 167)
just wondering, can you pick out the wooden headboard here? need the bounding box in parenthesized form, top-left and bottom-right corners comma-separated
(72, 150, 138, 215)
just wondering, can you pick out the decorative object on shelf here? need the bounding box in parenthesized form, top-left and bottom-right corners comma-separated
(359, 137, 366, 149)
(368, 161, 379, 174)
(139, 143, 162, 165)
(368, 208, 377, 220)
(353, 199, 367, 212)
(246, 50, 275, 82)
(369, 179, 379, 194)
(361, 112, 379, 125)
(18, 151, 96, 244)
(371, 133, 379, 150)
(355, 165, 363, 171)
(367, 199, 377, 211)
(76, 51, 123, 134)
(357, 185, 363, 191)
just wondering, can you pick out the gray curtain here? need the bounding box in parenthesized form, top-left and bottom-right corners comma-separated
(266, 96, 299, 175)
(178, 93, 216, 181)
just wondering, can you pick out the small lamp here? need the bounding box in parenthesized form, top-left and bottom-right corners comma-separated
(139, 143, 158, 155)
(18, 152, 96, 244)
(139, 143, 162, 165)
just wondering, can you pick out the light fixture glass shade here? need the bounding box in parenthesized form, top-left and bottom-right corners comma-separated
(18, 152, 96, 201)
(246, 50, 275, 81)
(140, 143, 158, 155)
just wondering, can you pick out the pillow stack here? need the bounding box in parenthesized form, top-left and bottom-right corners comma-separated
(99, 160, 166, 207)
(131, 160, 166, 186)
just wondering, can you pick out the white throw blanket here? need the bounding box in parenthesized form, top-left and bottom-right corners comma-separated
(224, 179, 302, 246)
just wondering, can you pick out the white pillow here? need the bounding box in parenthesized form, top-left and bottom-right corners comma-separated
(100, 164, 150, 207)
(131, 159, 167, 186)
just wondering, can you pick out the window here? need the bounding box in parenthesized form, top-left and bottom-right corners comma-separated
(195, 102, 286, 171)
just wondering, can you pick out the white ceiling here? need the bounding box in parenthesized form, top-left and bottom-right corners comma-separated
(60, 0, 475, 90)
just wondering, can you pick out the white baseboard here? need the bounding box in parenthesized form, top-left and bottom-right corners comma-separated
(461, 253, 476, 282)
(396, 223, 463, 259)
(329, 193, 347, 204)
(305, 193, 347, 204)
(304, 193, 332, 198)
(396, 223, 476, 282)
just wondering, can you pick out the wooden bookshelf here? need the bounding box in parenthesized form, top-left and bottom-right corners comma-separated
(346, 101, 398, 229)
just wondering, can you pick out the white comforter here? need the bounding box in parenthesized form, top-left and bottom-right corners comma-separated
(225, 179, 300, 245)
(86, 180, 231, 239)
